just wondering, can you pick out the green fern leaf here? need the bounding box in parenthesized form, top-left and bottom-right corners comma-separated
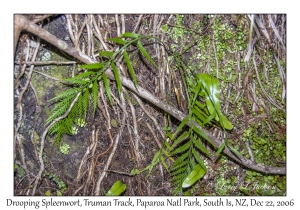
(191, 147, 206, 170)
(171, 173, 186, 186)
(46, 94, 77, 125)
(48, 88, 80, 102)
(171, 142, 190, 155)
(170, 166, 187, 177)
(64, 78, 90, 85)
(182, 164, 206, 188)
(48, 120, 62, 135)
(170, 161, 188, 174)
(195, 100, 206, 110)
(79, 63, 104, 70)
(191, 81, 202, 106)
(161, 156, 169, 173)
(166, 131, 174, 141)
(76, 93, 83, 119)
(82, 88, 89, 118)
(202, 111, 216, 125)
(164, 139, 173, 151)
(192, 109, 205, 126)
(215, 141, 226, 156)
(192, 136, 210, 156)
(120, 32, 139, 38)
(111, 61, 121, 96)
(171, 152, 189, 170)
(173, 115, 190, 138)
(123, 50, 138, 87)
(106, 180, 126, 196)
(192, 125, 216, 149)
(189, 158, 197, 169)
(171, 131, 189, 150)
(99, 51, 114, 58)
(197, 73, 233, 130)
(92, 80, 98, 115)
(102, 73, 113, 105)
(137, 40, 158, 69)
(55, 125, 65, 145)
(146, 150, 161, 178)
(107, 38, 126, 45)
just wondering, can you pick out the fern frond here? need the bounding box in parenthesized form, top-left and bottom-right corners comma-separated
(48, 120, 63, 135)
(99, 50, 114, 58)
(137, 40, 158, 69)
(164, 139, 173, 152)
(170, 161, 188, 174)
(102, 73, 113, 105)
(48, 88, 80, 102)
(76, 92, 83, 119)
(191, 81, 202, 106)
(173, 115, 190, 138)
(79, 63, 104, 70)
(171, 152, 189, 170)
(92, 80, 98, 115)
(191, 147, 206, 169)
(64, 114, 75, 134)
(171, 142, 190, 156)
(48, 118, 71, 145)
(215, 141, 226, 156)
(193, 110, 206, 127)
(195, 100, 206, 110)
(170, 166, 187, 177)
(161, 156, 169, 172)
(111, 61, 121, 96)
(123, 50, 138, 87)
(171, 131, 189, 150)
(171, 173, 186, 185)
(192, 135, 210, 156)
(46, 94, 77, 125)
(107, 38, 126, 45)
(192, 125, 216, 148)
(82, 88, 89, 118)
(120, 32, 139, 38)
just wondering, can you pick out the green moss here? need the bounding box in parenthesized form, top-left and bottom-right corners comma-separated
(32, 130, 40, 145)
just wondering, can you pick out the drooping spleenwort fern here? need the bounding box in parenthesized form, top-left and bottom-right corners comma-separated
(128, 72, 233, 195)
(167, 73, 233, 194)
(46, 32, 233, 195)
(45, 32, 159, 146)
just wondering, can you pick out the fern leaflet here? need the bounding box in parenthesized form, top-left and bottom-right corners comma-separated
(92, 80, 98, 115)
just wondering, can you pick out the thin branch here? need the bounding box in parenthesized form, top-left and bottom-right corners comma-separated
(252, 56, 285, 112)
(212, 32, 219, 78)
(16, 15, 94, 64)
(92, 15, 109, 51)
(30, 69, 61, 81)
(125, 89, 142, 163)
(115, 14, 121, 37)
(133, 15, 143, 33)
(15, 61, 77, 65)
(133, 94, 164, 139)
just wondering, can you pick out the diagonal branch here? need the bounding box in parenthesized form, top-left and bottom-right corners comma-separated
(15, 15, 286, 175)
